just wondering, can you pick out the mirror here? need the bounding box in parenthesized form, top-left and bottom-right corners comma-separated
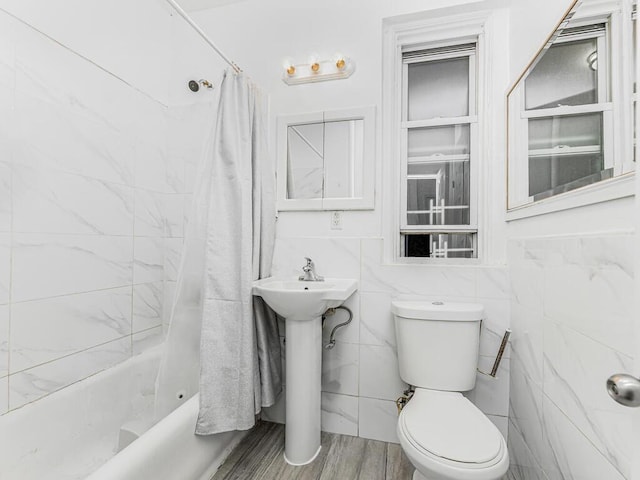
(507, 0, 636, 211)
(277, 106, 375, 210)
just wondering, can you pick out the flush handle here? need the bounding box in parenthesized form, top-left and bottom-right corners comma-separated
(607, 374, 640, 407)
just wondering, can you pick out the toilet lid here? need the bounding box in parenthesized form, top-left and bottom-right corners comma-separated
(401, 390, 503, 464)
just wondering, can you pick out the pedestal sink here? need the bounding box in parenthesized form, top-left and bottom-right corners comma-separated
(252, 277, 357, 465)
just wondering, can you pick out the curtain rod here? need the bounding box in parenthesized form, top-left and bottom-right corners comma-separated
(163, 0, 242, 74)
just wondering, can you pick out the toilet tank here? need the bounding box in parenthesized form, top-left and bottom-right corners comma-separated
(391, 301, 483, 391)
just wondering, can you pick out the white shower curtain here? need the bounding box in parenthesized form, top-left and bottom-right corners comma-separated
(154, 70, 281, 435)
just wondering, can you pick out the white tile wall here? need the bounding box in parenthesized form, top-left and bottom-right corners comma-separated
(321, 342, 359, 396)
(358, 397, 399, 443)
(0, 234, 11, 304)
(11, 234, 134, 302)
(12, 164, 134, 235)
(508, 233, 635, 480)
(133, 237, 165, 284)
(9, 336, 131, 410)
(0, 305, 9, 378)
(359, 344, 407, 401)
(10, 288, 132, 372)
(321, 392, 359, 437)
(0, 162, 11, 231)
(133, 282, 164, 332)
(133, 327, 165, 356)
(0, 377, 7, 415)
(0, 5, 201, 417)
(272, 235, 511, 442)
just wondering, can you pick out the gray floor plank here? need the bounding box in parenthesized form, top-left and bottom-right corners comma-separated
(213, 422, 274, 479)
(212, 422, 415, 480)
(356, 439, 387, 480)
(259, 431, 336, 480)
(215, 422, 283, 479)
(385, 443, 415, 480)
(317, 434, 367, 480)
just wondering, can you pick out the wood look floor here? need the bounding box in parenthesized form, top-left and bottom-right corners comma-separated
(212, 421, 415, 480)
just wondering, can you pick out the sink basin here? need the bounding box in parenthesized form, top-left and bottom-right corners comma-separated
(253, 277, 357, 320)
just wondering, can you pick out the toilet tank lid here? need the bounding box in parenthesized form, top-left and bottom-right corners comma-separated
(391, 301, 484, 321)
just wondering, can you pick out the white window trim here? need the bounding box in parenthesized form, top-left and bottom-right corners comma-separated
(506, 0, 637, 220)
(382, 11, 492, 264)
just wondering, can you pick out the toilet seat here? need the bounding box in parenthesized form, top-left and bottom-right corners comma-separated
(397, 389, 508, 480)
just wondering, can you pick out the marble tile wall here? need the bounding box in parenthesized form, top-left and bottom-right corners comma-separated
(263, 236, 511, 443)
(0, 8, 195, 415)
(507, 233, 634, 480)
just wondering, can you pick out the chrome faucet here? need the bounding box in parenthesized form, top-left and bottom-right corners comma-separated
(299, 257, 324, 282)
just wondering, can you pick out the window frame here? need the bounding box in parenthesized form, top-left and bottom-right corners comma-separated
(399, 46, 479, 258)
(512, 21, 614, 203)
(382, 11, 490, 264)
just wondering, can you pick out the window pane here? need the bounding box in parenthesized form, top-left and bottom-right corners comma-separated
(408, 125, 470, 158)
(529, 154, 606, 197)
(406, 161, 470, 226)
(528, 112, 602, 150)
(525, 38, 599, 110)
(407, 57, 469, 120)
(287, 124, 324, 199)
(528, 113, 604, 196)
(404, 233, 475, 258)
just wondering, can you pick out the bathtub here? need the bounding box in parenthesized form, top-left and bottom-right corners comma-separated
(0, 346, 244, 480)
(87, 393, 245, 480)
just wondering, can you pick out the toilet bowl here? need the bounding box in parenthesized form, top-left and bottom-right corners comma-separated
(391, 301, 509, 480)
(397, 389, 508, 480)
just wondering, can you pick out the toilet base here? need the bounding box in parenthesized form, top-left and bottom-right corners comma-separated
(413, 470, 428, 480)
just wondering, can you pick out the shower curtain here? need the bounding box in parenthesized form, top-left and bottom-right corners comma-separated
(155, 70, 281, 435)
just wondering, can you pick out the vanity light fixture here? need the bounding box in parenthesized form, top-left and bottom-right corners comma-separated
(282, 53, 356, 85)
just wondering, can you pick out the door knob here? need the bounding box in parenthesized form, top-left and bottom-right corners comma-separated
(606, 374, 640, 407)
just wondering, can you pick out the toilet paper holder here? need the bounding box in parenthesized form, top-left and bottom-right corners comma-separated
(478, 329, 511, 379)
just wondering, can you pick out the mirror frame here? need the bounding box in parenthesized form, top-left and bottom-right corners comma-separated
(506, 0, 591, 211)
(506, 0, 639, 217)
(276, 106, 376, 211)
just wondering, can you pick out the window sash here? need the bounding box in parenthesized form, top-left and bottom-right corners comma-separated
(400, 123, 478, 229)
(511, 20, 620, 203)
(399, 52, 478, 257)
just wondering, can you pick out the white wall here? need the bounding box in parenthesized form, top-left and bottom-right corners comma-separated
(187, 0, 512, 443)
(506, 1, 636, 479)
(508, 0, 577, 80)
(0, 2, 194, 419)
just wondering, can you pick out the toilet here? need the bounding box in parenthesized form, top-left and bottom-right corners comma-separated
(391, 301, 509, 480)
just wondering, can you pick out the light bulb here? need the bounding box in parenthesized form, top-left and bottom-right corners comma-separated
(334, 52, 346, 70)
(283, 58, 296, 76)
(309, 54, 320, 73)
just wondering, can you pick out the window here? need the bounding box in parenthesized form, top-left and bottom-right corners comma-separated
(400, 44, 478, 259)
(507, 1, 637, 212)
(523, 24, 613, 201)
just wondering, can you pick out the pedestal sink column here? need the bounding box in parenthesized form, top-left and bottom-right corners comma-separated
(284, 316, 322, 465)
(251, 277, 357, 466)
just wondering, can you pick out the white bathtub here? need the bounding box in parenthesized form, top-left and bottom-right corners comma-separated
(0, 346, 244, 480)
(87, 393, 245, 480)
